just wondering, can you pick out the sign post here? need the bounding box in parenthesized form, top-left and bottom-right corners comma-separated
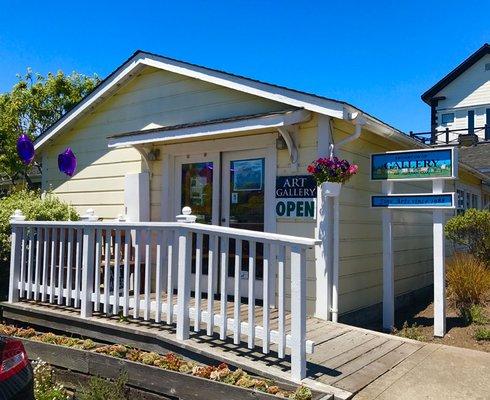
(371, 148, 457, 337)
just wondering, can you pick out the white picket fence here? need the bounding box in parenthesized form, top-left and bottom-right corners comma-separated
(8, 210, 319, 380)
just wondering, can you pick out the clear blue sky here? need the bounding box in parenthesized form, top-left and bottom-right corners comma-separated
(0, 0, 488, 132)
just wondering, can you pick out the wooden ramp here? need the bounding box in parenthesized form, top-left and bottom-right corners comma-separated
(1, 301, 424, 399)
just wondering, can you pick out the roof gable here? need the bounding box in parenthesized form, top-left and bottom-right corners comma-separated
(421, 43, 490, 104)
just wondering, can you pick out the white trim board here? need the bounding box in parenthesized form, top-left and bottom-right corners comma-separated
(108, 109, 310, 148)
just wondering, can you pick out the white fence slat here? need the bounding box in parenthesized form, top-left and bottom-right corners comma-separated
(94, 229, 102, 312)
(290, 245, 307, 381)
(133, 229, 142, 319)
(176, 229, 192, 340)
(194, 233, 203, 332)
(113, 229, 121, 314)
(41, 228, 49, 302)
(144, 229, 152, 321)
(167, 230, 176, 324)
(206, 234, 217, 336)
(34, 228, 42, 300)
(74, 229, 82, 308)
(247, 240, 256, 349)
(66, 228, 74, 306)
(19, 228, 26, 298)
(26, 228, 33, 299)
(81, 228, 96, 318)
(57, 228, 66, 305)
(262, 242, 270, 354)
(277, 245, 286, 358)
(233, 239, 242, 345)
(219, 236, 228, 340)
(122, 229, 131, 317)
(103, 229, 111, 314)
(49, 229, 58, 303)
(155, 230, 163, 323)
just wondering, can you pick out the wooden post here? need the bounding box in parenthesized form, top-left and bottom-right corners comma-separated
(290, 245, 306, 381)
(382, 181, 394, 332)
(81, 227, 96, 318)
(176, 228, 192, 341)
(433, 179, 446, 337)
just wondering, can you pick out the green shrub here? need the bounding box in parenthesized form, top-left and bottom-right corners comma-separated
(33, 359, 70, 400)
(0, 188, 78, 262)
(474, 327, 490, 341)
(446, 253, 490, 320)
(444, 209, 490, 264)
(394, 322, 426, 341)
(77, 373, 128, 400)
(468, 304, 488, 325)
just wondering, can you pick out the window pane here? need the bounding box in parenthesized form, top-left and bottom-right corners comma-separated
(181, 162, 213, 224)
(441, 113, 454, 124)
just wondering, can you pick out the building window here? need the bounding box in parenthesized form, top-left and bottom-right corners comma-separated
(441, 113, 454, 124)
(457, 189, 465, 211)
(468, 110, 475, 134)
(471, 194, 479, 209)
(486, 62, 490, 71)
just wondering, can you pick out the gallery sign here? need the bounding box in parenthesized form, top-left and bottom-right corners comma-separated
(371, 148, 457, 181)
(371, 193, 455, 209)
(276, 175, 316, 218)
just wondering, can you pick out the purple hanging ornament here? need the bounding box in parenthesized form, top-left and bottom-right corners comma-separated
(16, 134, 35, 165)
(58, 148, 77, 177)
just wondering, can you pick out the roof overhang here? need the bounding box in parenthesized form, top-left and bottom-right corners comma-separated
(108, 109, 311, 148)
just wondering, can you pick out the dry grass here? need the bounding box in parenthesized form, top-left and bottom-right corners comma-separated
(446, 253, 490, 319)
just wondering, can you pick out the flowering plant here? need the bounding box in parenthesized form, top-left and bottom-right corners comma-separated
(307, 156, 358, 184)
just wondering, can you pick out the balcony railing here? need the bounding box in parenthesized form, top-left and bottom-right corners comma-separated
(409, 125, 490, 145)
(7, 209, 319, 381)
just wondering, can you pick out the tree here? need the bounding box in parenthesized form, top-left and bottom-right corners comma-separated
(0, 69, 99, 187)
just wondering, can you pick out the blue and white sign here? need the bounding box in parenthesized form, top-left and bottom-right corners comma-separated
(371, 148, 457, 181)
(371, 193, 455, 209)
(276, 175, 316, 218)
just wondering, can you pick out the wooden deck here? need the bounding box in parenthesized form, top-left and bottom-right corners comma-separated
(1, 300, 424, 400)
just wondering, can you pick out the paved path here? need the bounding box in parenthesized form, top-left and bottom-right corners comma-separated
(353, 343, 490, 400)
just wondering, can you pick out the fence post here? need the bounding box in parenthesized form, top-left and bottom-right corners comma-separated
(176, 207, 195, 340)
(290, 245, 307, 381)
(445, 128, 449, 144)
(81, 227, 96, 318)
(8, 210, 25, 303)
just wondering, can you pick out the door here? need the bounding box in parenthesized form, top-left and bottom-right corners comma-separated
(221, 150, 269, 300)
(175, 154, 219, 293)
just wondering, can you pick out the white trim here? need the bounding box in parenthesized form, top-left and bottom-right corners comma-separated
(108, 109, 310, 148)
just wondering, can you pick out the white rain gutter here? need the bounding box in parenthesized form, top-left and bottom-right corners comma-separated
(330, 112, 366, 323)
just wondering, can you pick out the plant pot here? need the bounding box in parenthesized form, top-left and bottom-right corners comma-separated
(320, 181, 342, 197)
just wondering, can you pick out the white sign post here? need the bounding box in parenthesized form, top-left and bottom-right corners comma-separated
(371, 148, 457, 337)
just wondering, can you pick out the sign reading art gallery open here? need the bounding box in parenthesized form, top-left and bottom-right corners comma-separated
(370, 147, 458, 338)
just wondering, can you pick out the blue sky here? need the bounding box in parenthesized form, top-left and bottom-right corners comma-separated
(0, 1, 488, 132)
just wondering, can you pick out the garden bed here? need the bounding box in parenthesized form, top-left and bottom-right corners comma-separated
(0, 323, 328, 400)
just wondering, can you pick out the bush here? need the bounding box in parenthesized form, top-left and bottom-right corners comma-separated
(0, 188, 79, 262)
(33, 359, 70, 400)
(444, 209, 490, 264)
(446, 253, 490, 320)
(474, 327, 490, 341)
(77, 373, 128, 400)
(394, 322, 426, 341)
(468, 304, 488, 325)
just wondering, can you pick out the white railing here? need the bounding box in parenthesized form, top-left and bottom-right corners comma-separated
(8, 209, 319, 381)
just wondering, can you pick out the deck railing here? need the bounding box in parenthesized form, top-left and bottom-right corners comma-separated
(8, 209, 319, 381)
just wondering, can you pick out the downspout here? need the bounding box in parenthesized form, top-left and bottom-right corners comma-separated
(330, 112, 366, 323)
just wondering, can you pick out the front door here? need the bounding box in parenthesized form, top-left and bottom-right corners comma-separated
(222, 150, 268, 299)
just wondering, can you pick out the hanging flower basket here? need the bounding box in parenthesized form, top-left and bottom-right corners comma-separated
(307, 156, 358, 197)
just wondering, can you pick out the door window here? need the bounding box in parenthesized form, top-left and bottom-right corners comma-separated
(181, 162, 213, 224)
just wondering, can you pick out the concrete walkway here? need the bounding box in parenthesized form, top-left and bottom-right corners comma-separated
(352, 343, 490, 400)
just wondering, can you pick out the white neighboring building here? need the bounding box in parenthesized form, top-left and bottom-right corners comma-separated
(421, 43, 490, 144)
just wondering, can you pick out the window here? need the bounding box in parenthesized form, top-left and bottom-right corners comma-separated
(466, 192, 471, 209)
(468, 110, 475, 134)
(441, 113, 454, 124)
(457, 189, 465, 210)
(485, 62, 490, 71)
(471, 194, 479, 209)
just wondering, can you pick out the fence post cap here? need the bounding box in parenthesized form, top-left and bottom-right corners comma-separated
(176, 207, 197, 223)
(81, 208, 99, 222)
(10, 209, 26, 222)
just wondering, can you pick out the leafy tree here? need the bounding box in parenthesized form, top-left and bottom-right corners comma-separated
(0, 69, 99, 186)
(444, 208, 490, 264)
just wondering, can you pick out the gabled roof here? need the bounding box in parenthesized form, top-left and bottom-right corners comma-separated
(421, 43, 490, 104)
(33, 50, 420, 151)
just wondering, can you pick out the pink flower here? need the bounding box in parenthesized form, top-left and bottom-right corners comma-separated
(307, 164, 315, 173)
(348, 164, 359, 174)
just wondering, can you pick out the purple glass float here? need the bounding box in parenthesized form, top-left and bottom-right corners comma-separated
(16, 134, 35, 165)
(58, 148, 77, 177)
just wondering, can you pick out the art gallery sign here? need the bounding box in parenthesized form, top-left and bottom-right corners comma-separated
(275, 175, 316, 218)
(370, 147, 458, 338)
